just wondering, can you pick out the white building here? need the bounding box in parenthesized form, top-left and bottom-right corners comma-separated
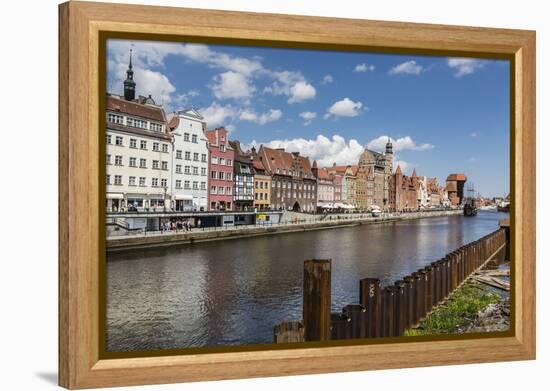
(416, 175, 430, 209)
(105, 94, 172, 212)
(167, 109, 209, 211)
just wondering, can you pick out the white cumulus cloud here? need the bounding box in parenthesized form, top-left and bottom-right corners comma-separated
(388, 60, 423, 76)
(447, 58, 486, 77)
(199, 102, 239, 128)
(211, 71, 256, 100)
(324, 98, 364, 118)
(321, 75, 334, 84)
(299, 111, 317, 125)
(288, 81, 316, 103)
(354, 63, 375, 72)
(246, 135, 365, 167)
(264, 71, 317, 104)
(239, 109, 282, 125)
(367, 135, 434, 152)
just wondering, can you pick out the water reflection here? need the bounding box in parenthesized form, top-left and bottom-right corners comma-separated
(106, 211, 508, 351)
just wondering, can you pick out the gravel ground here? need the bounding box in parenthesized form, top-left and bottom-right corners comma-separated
(459, 298, 510, 333)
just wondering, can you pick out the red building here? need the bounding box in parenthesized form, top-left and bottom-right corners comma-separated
(205, 127, 235, 210)
(389, 164, 419, 212)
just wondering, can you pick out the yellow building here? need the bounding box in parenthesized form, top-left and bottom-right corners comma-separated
(252, 156, 271, 210)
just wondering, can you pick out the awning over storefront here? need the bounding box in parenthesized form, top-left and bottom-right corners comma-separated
(174, 194, 193, 200)
(107, 193, 124, 199)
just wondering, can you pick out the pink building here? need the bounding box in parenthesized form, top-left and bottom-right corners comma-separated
(205, 127, 235, 210)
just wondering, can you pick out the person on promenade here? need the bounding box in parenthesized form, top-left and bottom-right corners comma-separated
(197, 219, 201, 229)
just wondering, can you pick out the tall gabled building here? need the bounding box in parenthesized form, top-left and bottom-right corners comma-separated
(167, 108, 209, 211)
(230, 141, 255, 211)
(355, 139, 393, 210)
(205, 127, 234, 211)
(258, 146, 317, 212)
(105, 50, 172, 212)
(389, 164, 418, 212)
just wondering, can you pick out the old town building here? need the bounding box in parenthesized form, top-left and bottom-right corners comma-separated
(327, 164, 358, 206)
(250, 149, 272, 211)
(389, 164, 418, 212)
(446, 173, 467, 205)
(105, 54, 172, 212)
(258, 146, 317, 212)
(167, 109, 209, 211)
(356, 139, 393, 210)
(205, 127, 234, 211)
(313, 165, 335, 208)
(230, 141, 254, 211)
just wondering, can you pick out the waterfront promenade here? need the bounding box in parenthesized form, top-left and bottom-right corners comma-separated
(107, 209, 463, 251)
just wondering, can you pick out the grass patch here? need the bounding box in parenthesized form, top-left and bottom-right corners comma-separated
(404, 282, 499, 336)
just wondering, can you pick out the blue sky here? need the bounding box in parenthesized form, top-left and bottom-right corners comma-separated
(107, 39, 510, 197)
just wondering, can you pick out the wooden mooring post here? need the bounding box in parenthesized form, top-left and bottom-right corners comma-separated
(360, 278, 381, 338)
(303, 259, 331, 342)
(274, 321, 304, 343)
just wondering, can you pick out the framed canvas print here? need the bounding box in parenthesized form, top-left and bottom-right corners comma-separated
(58, 1, 536, 389)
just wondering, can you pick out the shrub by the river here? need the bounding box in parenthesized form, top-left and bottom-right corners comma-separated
(404, 282, 500, 336)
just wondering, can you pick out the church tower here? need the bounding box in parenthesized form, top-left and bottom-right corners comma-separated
(123, 48, 136, 101)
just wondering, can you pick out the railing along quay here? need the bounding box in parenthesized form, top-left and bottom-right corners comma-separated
(274, 227, 508, 343)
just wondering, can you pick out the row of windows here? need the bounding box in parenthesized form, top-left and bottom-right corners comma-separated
(175, 180, 207, 190)
(183, 133, 199, 143)
(106, 175, 209, 190)
(175, 165, 207, 176)
(211, 155, 231, 165)
(107, 175, 167, 188)
(107, 113, 164, 133)
(275, 191, 315, 200)
(106, 134, 169, 152)
(274, 168, 313, 178)
(254, 181, 269, 189)
(210, 186, 233, 195)
(210, 171, 233, 181)
(106, 155, 169, 170)
(175, 150, 208, 162)
(254, 193, 269, 201)
(272, 180, 316, 191)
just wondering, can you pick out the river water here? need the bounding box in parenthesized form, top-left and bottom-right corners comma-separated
(106, 211, 508, 352)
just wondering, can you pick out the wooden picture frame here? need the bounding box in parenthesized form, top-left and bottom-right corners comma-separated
(59, 1, 536, 389)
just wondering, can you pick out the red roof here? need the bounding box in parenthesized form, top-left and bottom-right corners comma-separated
(251, 155, 266, 171)
(167, 116, 179, 131)
(446, 173, 467, 181)
(260, 146, 313, 177)
(205, 128, 232, 149)
(106, 95, 166, 123)
(317, 167, 331, 180)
